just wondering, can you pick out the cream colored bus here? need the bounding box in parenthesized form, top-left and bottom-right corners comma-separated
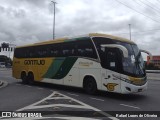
(12, 33, 152, 94)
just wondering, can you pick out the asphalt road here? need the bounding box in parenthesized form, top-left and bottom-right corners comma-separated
(0, 69, 160, 120)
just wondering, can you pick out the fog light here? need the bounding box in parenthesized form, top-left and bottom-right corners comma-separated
(138, 89, 142, 92)
(126, 87, 131, 91)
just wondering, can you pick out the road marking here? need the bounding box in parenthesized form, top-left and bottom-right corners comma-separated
(67, 92, 79, 96)
(15, 91, 119, 120)
(21, 104, 90, 110)
(58, 92, 117, 119)
(120, 104, 140, 109)
(90, 97, 104, 102)
(50, 90, 54, 92)
(37, 87, 44, 90)
(109, 117, 119, 120)
(48, 97, 69, 100)
(15, 84, 21, 86)
(17, 91, 58, 111)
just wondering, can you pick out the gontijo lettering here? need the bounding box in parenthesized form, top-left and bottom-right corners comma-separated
(24, 60, 45, 65)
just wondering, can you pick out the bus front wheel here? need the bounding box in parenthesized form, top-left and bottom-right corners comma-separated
(84, 77, 97, 95)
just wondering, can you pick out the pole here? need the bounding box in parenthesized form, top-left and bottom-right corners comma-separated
(129, 24, 131, 41)
(8, 43, 16, 59)
(51, 1, 56, 40)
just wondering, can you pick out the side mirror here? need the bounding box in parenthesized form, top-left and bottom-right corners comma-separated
(140, 49, 152, 63)
(101, 44, 128, 58)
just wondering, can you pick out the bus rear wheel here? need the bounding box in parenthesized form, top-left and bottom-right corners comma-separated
(84, 77, 97, 95)
(21, 72, 28, 84)
(27, 72, 34, 85)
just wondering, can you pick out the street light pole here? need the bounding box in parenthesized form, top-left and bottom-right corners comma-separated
(51, 1, 57, 40)
(129, 24, 131, 41)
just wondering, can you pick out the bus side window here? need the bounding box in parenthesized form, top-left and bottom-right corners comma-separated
(85, 48, 94, 58)
(29, 47, 35, 58)
(61, 42, 77, 57)
(62, 43, 70, 57)
(50, 44, 61, 57)
(22, 48, 29, 58)
(76, 39, 97, 59)
(51, 47, 58, 57)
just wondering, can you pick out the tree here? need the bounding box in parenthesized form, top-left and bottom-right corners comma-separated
(0, 55, 12, 66)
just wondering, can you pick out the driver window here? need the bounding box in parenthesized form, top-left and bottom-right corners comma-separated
(106, 51, 117, 71)
(105, 48, 122, 72)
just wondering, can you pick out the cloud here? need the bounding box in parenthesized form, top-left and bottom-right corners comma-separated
(0, 0, 160, 58)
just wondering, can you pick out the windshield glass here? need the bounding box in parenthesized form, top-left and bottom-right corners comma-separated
(92, 37, 145, 77)
(118, 42, 145, 77)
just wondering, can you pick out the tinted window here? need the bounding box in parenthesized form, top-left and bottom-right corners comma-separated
(62, 42, 76, 57)
(49, 44, 62, 57)
(75, 38, 97, 59)
(14, 37, 98, 59)
(92, 37, 115, 61)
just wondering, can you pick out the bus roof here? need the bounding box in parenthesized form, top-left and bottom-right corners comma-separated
(16, 33, 135, 48)
(89, 33, 135, 44)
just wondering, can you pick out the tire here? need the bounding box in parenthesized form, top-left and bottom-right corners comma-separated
(21, 72, 28, 84)
(27, 72, 34, 85)
(84, 77, 97, 95)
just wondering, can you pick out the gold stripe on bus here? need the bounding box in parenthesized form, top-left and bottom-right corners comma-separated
(129, 76, 144, 81)
(16, 38, 67, 48)
(89, 33, 135, 44)
(129, 76, 146, 85)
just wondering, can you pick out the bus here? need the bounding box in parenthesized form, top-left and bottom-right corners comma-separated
(12, 33, 152, 94)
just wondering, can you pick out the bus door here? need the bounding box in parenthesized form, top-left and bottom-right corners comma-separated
(101, 48, 122, 92)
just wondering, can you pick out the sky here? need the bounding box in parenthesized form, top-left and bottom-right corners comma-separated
(0, 0, 160, 59)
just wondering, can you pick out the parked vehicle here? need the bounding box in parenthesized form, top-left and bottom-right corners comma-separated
(0, 62, 5, 68)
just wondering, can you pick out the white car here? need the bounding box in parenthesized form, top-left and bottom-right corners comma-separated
(0, 62, 5, 68)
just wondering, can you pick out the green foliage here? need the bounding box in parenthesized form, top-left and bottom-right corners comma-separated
(0, 55, 12, 67)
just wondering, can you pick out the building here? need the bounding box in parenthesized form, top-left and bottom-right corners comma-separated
(147, 55, 160, 68)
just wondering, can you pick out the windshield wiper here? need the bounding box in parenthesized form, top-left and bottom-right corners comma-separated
(134, 51, 144, 75)
(135, 51, 141, 63)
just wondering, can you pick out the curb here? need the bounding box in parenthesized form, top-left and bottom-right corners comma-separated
(0, 80, 8, 89)
(0, 81, 3, 86)
(0, 68, 11, 71)
(148, 78, 160, 81)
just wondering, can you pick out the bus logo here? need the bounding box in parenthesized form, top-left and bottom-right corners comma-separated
(24, 60, 45, 65)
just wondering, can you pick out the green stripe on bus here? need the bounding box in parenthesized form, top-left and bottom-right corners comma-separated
(43, 57, 65, 78)
(52, 57, 78, 79)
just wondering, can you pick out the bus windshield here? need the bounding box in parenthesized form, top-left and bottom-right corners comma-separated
(119, 42, 145, 77)
(92, 37, 145, 77)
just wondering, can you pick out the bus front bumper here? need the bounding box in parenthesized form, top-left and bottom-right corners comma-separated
(121, 81, 148, 94)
